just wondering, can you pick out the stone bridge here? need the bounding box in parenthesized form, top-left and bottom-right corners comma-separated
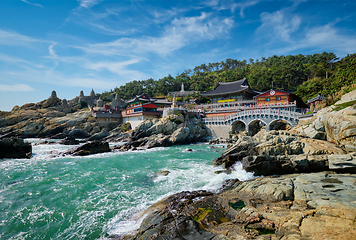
(202, 108, 301, 134)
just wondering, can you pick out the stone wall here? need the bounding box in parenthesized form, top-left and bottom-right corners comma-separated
(205, 124, 231, 139)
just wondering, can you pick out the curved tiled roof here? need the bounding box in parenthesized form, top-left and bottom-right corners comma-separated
(200, 78, 250, 96)
(307, 94, 327, 104)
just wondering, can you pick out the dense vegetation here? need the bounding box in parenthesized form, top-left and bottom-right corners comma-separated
(101, 52, 355, 104)
(294, 53, 356, 103)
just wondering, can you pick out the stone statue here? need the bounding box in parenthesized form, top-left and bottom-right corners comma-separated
(97, 98, 104, 107)
(172, 95, 177, 108)
(181, 83, 184, 92)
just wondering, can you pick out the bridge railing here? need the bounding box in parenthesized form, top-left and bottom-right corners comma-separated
(195, 101, 298, 112)
(202, 108, 302, 124)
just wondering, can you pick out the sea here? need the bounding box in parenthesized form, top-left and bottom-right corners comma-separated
(0, 139, 254, 239)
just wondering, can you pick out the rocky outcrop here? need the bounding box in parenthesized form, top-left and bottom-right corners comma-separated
(0, 91, 123, 139)
(293, 104, 356, 147)
(123, 172, 356, 240)
(116, 111, 209, 151)
(64, 141, 110, 156)
(0, 107, 109, 139)
(212, 130, 348, 175)
(0, 137, 32, 159)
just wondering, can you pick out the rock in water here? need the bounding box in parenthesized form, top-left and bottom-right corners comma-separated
(0, 137, 32, 159)
(58, 136, 81, 145)
(65, 141, 110, 156)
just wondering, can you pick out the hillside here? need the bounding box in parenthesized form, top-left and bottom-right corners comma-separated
(294, 53, 356, 104)
(100, 52, 356, 104)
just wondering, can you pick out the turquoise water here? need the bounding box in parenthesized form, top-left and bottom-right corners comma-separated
(0, 140, 254, 239)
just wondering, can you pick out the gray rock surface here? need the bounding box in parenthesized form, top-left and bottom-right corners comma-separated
(328, 154, 356, 172)
(0, 137, 32, 159)
(123, 172, 356, 240)
(118, 111, 209, 151)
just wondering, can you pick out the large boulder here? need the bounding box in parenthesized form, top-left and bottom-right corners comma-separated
(169, 127, 190, 143)
(0, 137, 32, 159)
(65, 141, 110, 156)
(68, 127, 90, 139)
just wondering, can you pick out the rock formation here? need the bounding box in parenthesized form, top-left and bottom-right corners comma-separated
(63, 141, 111, 156)
(0, 136, 32, 159)
(123, 172, 356, 240)
(115, 110, 209, 151)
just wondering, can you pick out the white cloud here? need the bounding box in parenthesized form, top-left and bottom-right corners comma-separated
(78, 12, 234, 57)
(298, 24, 356, 54)
(21, 0, 43, 8)
(255, 18, 356, 58)
(257, 10, 301, 42)
(66, 6, 134, 35)
(78, 0, 103, 9)
(48, 43, 58, 58)
(0, 84, 35, 92)
(233, 0, 263, 18)
(0, 29, 44, 46)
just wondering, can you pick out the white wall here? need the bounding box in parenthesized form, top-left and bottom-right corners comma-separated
(122, 115, 158, 130)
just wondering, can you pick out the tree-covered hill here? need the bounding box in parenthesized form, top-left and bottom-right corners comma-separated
(294, 53, 356, 103)
(101, 52, 355, 104)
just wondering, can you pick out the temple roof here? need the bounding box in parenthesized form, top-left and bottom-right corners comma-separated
(200, 78, 254, 96)
(307, 93, 327, 104)
(126, 93, 154, 104)
(151, 98, 172, 105)
(254, 89, 292, 98)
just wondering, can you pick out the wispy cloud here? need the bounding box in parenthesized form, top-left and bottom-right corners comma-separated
(232, 0, 263, 18)
(78, 12, 234, 57)
(255, 10, 356, 57)
(257, 10, 301, 42)
(77, 0, 103, 9)
(205, 0, 264, 17)
(48, 43, 58, 58)
(0, 84, 35, 92)
(21, 0, 43, 8)
(0, 29, 44, 46)
(66, 6, 134, 35)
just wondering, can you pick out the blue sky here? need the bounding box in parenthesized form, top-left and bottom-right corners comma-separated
(0, 0, 356, 111)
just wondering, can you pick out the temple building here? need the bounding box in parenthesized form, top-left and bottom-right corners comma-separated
(254, 89, 294, 105)
(254, 89, 308, 108)
(306, 93, 327, 107)
(200, 78, 260, 106)
(121, 94, 162, 129)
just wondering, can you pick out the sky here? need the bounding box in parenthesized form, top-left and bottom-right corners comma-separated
(0, 0, 356, 111)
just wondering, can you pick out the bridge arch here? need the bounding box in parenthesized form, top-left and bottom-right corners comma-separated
(231, 120, 247, 134)
(269, 119, 293, 131)
(247, 119, 267, 135)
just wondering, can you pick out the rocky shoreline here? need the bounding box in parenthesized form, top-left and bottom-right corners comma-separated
(120, 171, 356, 240)
(2, 90, 356, 239)
(118, 96, 356, 239)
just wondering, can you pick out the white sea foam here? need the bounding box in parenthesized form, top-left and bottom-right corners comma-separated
(2, 139, 254, 239)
